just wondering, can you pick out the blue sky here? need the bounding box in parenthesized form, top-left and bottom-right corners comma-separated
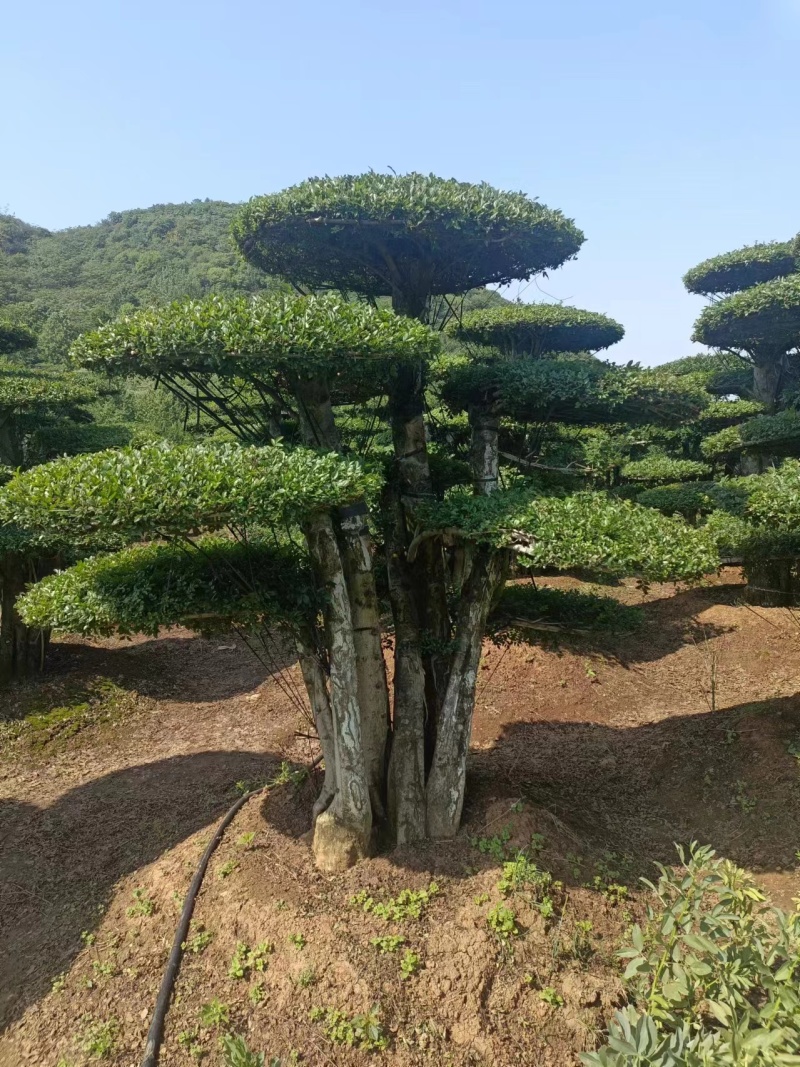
(2, 0, 798, 365)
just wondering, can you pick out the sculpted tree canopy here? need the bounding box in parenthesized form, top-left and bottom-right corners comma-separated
(447, 303, 624, 358)
(232, 172, 584, 318)
(686, 239, 800, 410)
(683, 240, 798, 296)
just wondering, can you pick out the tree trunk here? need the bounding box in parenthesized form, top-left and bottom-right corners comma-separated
(304, 512, 371, 871)
(752, 358, 784, 411)
(468, 407, 500, 495)
(293, 375, 390, 825)
(384, 484, 428, 845)
(743, 559, 798, 607)
(387, 363, 451, 768)
(0, 553, 50, 691)
(295, 635, 338, 821)
(425, 548, 508, 838)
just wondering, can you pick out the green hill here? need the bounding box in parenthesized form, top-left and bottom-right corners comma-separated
(0, 200, 281, 362)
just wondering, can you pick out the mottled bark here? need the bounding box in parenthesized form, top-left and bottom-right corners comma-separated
(384, 485, 427, 844)
(752, 357, 785, 412)
(293, 375, 390, 824)
(743, 559, 798, 607)
(296, 636, 337, 821)
(304, 512, 371, 870)
(425, 548, 508, 838)
(468, 407, 500, 496)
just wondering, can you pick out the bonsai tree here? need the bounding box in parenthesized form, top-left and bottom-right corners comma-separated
(1, 177, 718, 868)
(685, 240, 800, 409)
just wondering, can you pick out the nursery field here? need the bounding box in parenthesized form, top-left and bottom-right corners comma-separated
(2, 568, 799, 1067)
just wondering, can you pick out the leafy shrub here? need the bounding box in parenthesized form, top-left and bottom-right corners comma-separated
(583, 843, 800, 1066)
(621, 456, 712, 485)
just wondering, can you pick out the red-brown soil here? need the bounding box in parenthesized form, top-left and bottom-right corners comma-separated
(1, 568, 799, 1066)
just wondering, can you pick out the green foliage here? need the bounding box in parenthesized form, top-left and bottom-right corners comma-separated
(695, 399, 765, 431)
(220, 1033, 266, 1067)
(0, 441, 378, 542)
(636, 481, 750, 522)
(621, 456, 712, 485)
(583, 843, 800, 1066)
(1, 202, 281, 363)
(182, 923, 213, 955)
(420, 489, 719, 582)
(229, 940, 273, 980)
(233, 172, 584, 305)
(71, 291, 440, 384)
(349, 882, 440, 921)
(198, 998, 230, 1029)
(539, 987, 565, 1007)
(747, 459, 800, 529)
(448, 303, 624, 356)
(683, 240, 798, 296)
(80, 1017, 118, 1059)
(487, 902, 519, 943)
(692, 274, 800, 355)
(399, 949, 422, 979)
(288, 933, 306, 950)
(0, 361, 98, 416)
(497, 855, 560, 919)
(700, 425, 746, 460)
(370, 934, 406, 953)
(126, 888, 154, 917)
(438, 358, 707, 428)
(0, 320, 37, 355)
(490, 584, 643, 637)
(17, 537, 313, 637)
(309, 1004, 388, 1051)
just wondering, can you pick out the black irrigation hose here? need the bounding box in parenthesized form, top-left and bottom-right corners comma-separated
(140, 756, 322, 1067)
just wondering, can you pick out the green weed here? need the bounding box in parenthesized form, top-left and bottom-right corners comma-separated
(539, 986, 564, 1008)
(295, 967, 317, 988)
(220, 1032, 266, 1067)
(182, 923, 213, 955)
(198, 998, 231, 1029)
(350, 882, 439, 921)
(400, 949, 422, 979)
(487, 903, 519, 944)
(310, 1005, 388, 1051)
(126, 887, 155, 917)
(81, 1017, 118, 1059)
(370, 934, 406, 953)
(229, 940, 273, 980)
(288, 932, 306, 950)
(218, 860, 240, 879)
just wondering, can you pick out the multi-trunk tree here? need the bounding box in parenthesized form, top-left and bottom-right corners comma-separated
(0, 175, 718, 867)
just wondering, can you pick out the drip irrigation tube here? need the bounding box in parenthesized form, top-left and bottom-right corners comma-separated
(140, 756, 321, 1067)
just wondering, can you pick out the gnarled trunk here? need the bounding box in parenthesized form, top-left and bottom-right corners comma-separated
(293, 375, 390, 827)
(752, 357, 784, 412)
(304, 512, 371, 871)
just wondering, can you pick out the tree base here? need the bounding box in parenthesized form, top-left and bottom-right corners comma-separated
(312, 809, 370, 872)
(744, 560, 799, 607)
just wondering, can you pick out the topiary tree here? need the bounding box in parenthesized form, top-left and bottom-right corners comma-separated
(2, 177, 719, 869)
(685, 241, 800, 409)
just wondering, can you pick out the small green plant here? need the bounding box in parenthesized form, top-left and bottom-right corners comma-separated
(732, 778, 757, 814)
(310, 1005, 388, 1051)
(288, 932, 306, 950)
(126, 887, 155, 917)
(249, 982, 266, 1005)
(182, 922, 213, 954)
(198, 998, 230, 1030)
(229, 940, 273, 979)
(295, 967, 317, 988)
(218, 860, 240, 879)
(399, 949, 422, 979)
(370, 934, 406, 953)
(220, 1032, 266, 1067)
(497, 853, 562, 917)
(270, 761, 308, 788)
(539, 986, 564, 1008)
(473, 892, 490, 906)
(177, 1028, 204, 1060)
(91, 960, 114, 978)
(236, 831, 256, 848)
(487, 903, 519, 944)
(571, 919, 595, 962)
(350, 882, 439, 921)
(589, 852, 631, 904)
(81, 1017, 118, 1059)
(80, 930, 96, 947)
(51, 973, 67, 993)
(470, 825, 512, 861)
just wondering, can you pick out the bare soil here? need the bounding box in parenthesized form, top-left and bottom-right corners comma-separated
(1, 568, 799, 1066)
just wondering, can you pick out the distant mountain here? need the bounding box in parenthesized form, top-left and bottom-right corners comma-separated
(0, 200, 280, 361)
(0, 198, 509, 363)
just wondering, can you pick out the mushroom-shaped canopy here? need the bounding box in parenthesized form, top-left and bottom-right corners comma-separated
(684, 241, 797, 297)
(692, 275, 800, 355)
(232, 173, 584, 314)
(447, 303, 624, 359)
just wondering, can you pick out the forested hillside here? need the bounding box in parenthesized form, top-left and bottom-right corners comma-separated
(0, 201, 281, 362)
